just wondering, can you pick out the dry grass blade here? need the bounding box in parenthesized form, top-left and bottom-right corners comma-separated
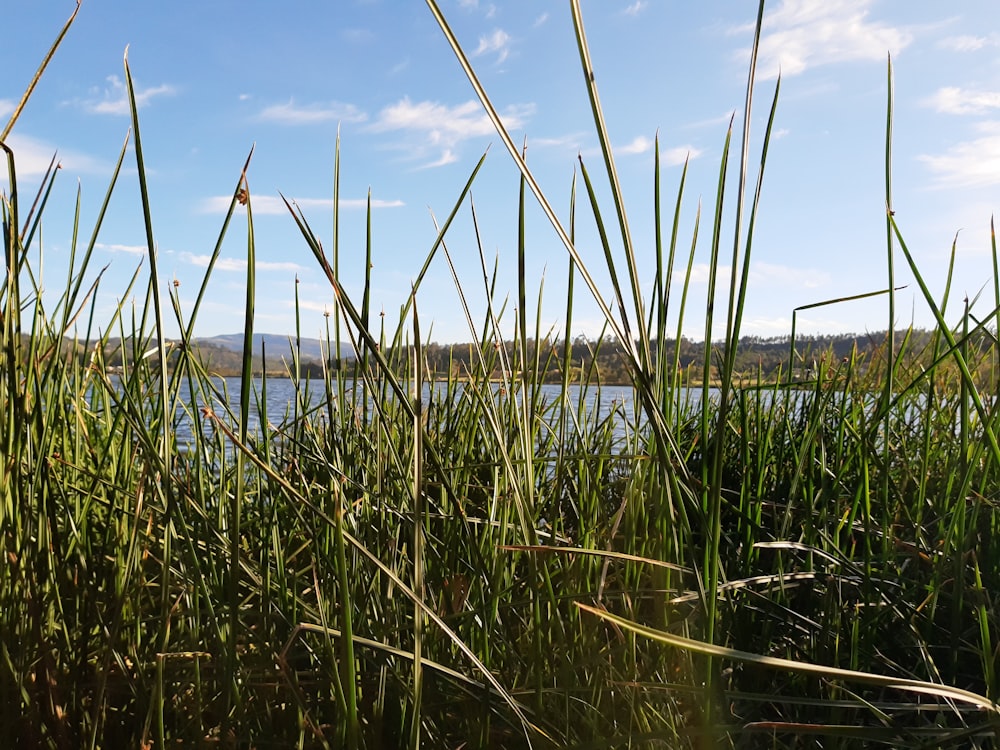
(576, 602, 999, 713)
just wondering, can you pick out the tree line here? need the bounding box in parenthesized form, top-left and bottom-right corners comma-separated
(86, 327, 999, 387)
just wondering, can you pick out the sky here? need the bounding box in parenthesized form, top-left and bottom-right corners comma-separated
(3, 0, 1000, 345)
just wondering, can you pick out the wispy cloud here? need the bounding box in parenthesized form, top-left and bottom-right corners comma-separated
(179, 252, 305, 273)
(474, 29, 512, 64)
(294, 298, 335, 314)
(735, 0, 912, 79)
(95, 243, 147, 256)
(533, 13, 549, 28)
(751, 261, 829, 288)
(616, 138, 703, 165)
(73, 74, 176, 115)
(923, 87, 1000, 116)
(618, 136, 653, 155)
(608, 136, 703, 164)
(688, 261, 829, 289)
(660, 145, 702, 166)
(0, 99, 14, 119)
(341, 28, 374, 44)
(919, 121, 1000, 189)
(530, 132, 588, 151)
(1, 134, 107, 177)
(741, 315, 848, 336)
(370, 97, 533, 168)
(623, 1, 648, 17)
(936, 33, 1000, 52)
(199, 195, 405, 214)
(457, 0, 498, 18)
(684, 111, 737, 130)
(420, 149, 458, 169)
(257, 99, 367, 125)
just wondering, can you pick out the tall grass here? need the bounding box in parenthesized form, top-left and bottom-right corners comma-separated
(2, 2, 999, 748)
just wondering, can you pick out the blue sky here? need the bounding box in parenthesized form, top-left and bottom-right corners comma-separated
(3, 1, 1000, 344)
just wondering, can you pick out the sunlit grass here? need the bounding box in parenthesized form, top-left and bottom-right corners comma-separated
(1, 1, 999, 748)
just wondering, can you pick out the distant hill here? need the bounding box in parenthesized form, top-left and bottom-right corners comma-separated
(95, 334, 356, 377)
(196, 334, 354, 363)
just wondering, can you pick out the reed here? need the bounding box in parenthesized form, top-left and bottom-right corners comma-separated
(1, 2, 998, 747)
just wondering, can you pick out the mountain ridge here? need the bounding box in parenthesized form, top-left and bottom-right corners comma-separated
(196, 333, 353, 362)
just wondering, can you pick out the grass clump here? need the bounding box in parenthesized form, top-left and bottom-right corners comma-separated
(2, 1, 999, 748)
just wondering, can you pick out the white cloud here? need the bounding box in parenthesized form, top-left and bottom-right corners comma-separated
(736, 0, 912, 79)
(370, 97, 534, 167)
(74, 74, 176, 116)
(531, 132, 588, 151)
(613, 138, 704, 165)
(533, 13, 549, 28)
(341, 28, 374, 44)
(618, 136, 653, 155)
(199, 195, 404, 215)
(741, 316, 794, 334)
(0, 99, 14, 119)
(684, 111, 738, 130)
(923, 87, 1000, 116)
(0, 134, 106, 177)
(937, 33, 1000, 52)
(420, 149, 458, 169)
(687, 261, 828, 289)
(179, 251, 304, 273)
(624, 1, 647, 17)
(742, 315, 848, 336)
(919, 121, 1000, 189)
(474, 29, 511, 64)
(751, 261, 829, 289)
(660, 145, 702, 166)
(294, 298, 335, 314)
(96, 243, 147, 256)
(381, 97, 532, 137)
(455, 1, 497, 18)
(257, 99, 366, 125)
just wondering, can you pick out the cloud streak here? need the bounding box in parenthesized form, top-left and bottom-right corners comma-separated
(688, 261, 829, 289)
(96, 243, 148, 256)
(936, 33, 1000, 53)
(257, 99, 367, 125)
(199, 195, 405, 215)
(179, 252, 305, 273)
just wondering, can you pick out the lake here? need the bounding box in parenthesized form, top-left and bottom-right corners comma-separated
(167, 376, 716, 449)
